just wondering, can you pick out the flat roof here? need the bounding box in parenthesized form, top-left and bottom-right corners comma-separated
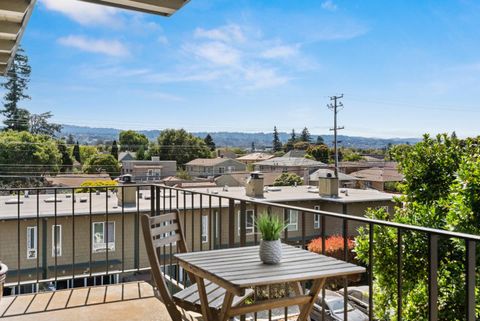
(0, 186, 394, 220)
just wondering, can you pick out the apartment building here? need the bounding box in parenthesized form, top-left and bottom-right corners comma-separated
(185, 158, 246, 178)
(0, 184, 394, 293)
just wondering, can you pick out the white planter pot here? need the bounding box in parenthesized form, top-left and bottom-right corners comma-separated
(259, 240, 282, 264)
(0, 262, 7, 303)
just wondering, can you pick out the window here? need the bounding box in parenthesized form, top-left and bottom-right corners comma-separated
(218, 167, 225, 174)
(238, 210, 255, 235)
(52, 225, 62, 257)
(227, 166, 234, 173)
(93, 222, 115, 253)
(27, 226, 37, 259)
(314, 206, 321, 229)
(286, 210, 298, 231)
(154, 169, 161, 177)
(201, 215, 209, 243)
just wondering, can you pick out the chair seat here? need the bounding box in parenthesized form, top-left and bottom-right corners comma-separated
(173, 280, 253, 312)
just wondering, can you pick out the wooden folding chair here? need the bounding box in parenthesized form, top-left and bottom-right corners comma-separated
(141, 210, 252, 321)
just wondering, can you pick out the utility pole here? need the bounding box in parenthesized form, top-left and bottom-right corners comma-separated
(327, 94, 344, 178)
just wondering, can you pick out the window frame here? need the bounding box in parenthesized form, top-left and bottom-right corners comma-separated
(286, 210, 299, 231)
(27, 226, 37, 260)
(313, 206, 321, 229)
(237, 210, 255, 235)
(51, 225, 62, 257)
(92, 221, 116, 253)
(201, 215, 209, 243)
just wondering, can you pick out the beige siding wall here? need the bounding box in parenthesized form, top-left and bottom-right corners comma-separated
(0, 198, 394, 285)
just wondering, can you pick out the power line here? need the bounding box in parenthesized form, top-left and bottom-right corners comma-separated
(327, 94, 345, 179)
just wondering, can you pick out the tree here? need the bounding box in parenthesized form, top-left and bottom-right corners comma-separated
(293, 141, 310, 150)
(289, 129, 297, 142)
(0, 131, 61, 175)
(1, 47, 31, 132)
(150, 129, 211, 166)
(57, 140, 73, 172)
(273, 173, 303, 186)
(82, 154, 120, 177)
(251, 142, 255, 152)
(79, 145, 99, 164)
(300, 127, 311, 142)
(306, 144, 329, 163)
(355, 134, 480, 321)
(316, 136, 325, 145)
(204, 134, 216, 151)
(29, 112, 62, 136)
(272, 126, 282, 152)
(136, 145, 146, 160)
(66, 134, 75, 145)
(73, 141, 81, 163)
(119, 130, 149, 152)
(111, 140, 119, 160)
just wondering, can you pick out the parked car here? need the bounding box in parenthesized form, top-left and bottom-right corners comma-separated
(337, 286, 369, 314)
(311, 290, 368, 321)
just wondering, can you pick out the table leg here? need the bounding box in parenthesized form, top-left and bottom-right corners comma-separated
(293, 282, 311, 321)
(195, 276, 213, 321)
(219, 291, 235, 321)
(297, 279, 325, 321)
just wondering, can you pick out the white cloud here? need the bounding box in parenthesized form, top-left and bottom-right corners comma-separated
(41, 0, 119, 27)
(190, 41, 241, 66)
(261, 45, 299, 59)
(194, 25, 246, 43)
(321, 0, 338, 11)
(58, 35, 130, 57)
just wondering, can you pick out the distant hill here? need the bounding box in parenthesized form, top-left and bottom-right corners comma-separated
(60, 124, 421, 149)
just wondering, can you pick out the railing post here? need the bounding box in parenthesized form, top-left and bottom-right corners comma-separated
(240, 201, 246, 247)
(428, 234, 439, 321)
(466, 239, 476, 321)
(228, 199, 235, 248)
(397, 229, 403, 321)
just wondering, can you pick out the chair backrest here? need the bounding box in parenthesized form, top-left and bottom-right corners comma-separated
(141, 210, 189, 321)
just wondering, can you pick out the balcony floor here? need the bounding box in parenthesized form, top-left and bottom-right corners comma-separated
(0, 282, 173, 321)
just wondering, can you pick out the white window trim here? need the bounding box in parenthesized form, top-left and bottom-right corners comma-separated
(218, 166, 225, 174)
(201, 215, 209, 243)
(27, 226, 37, 260)
(237, 210, 255, 235)
(314, 206, 321, 229)
(92, 221, 115, 253)
(52, 225, 62, 257)
(287, 210, 298, 232)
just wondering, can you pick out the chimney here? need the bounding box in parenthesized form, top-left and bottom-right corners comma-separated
(318, 173, 339, 198)
(151, 156, 160, 162)
(117, 174, 137, 207)
(246, 171, 264, 198)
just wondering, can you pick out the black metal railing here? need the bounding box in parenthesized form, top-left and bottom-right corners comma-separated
(1, 183, 479, 321)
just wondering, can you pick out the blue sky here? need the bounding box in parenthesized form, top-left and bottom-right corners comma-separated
(12, 0, 480, 138)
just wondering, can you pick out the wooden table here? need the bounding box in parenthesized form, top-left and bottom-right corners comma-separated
(175, 243, 365, 321)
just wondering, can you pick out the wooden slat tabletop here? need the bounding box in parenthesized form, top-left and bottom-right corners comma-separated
(175, 244, 365, 295)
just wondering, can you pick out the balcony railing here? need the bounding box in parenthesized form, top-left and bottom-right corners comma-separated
(0, 184, 479, 321)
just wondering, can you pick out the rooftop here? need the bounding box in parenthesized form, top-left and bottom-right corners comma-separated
(309, 169, 356, 181)
(0, 185, 393, 220)
(186, 158, 240, 166)
(349, 167, 404, 182)
(236, 153, 275, 162)
(254, 157, 325, 167)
